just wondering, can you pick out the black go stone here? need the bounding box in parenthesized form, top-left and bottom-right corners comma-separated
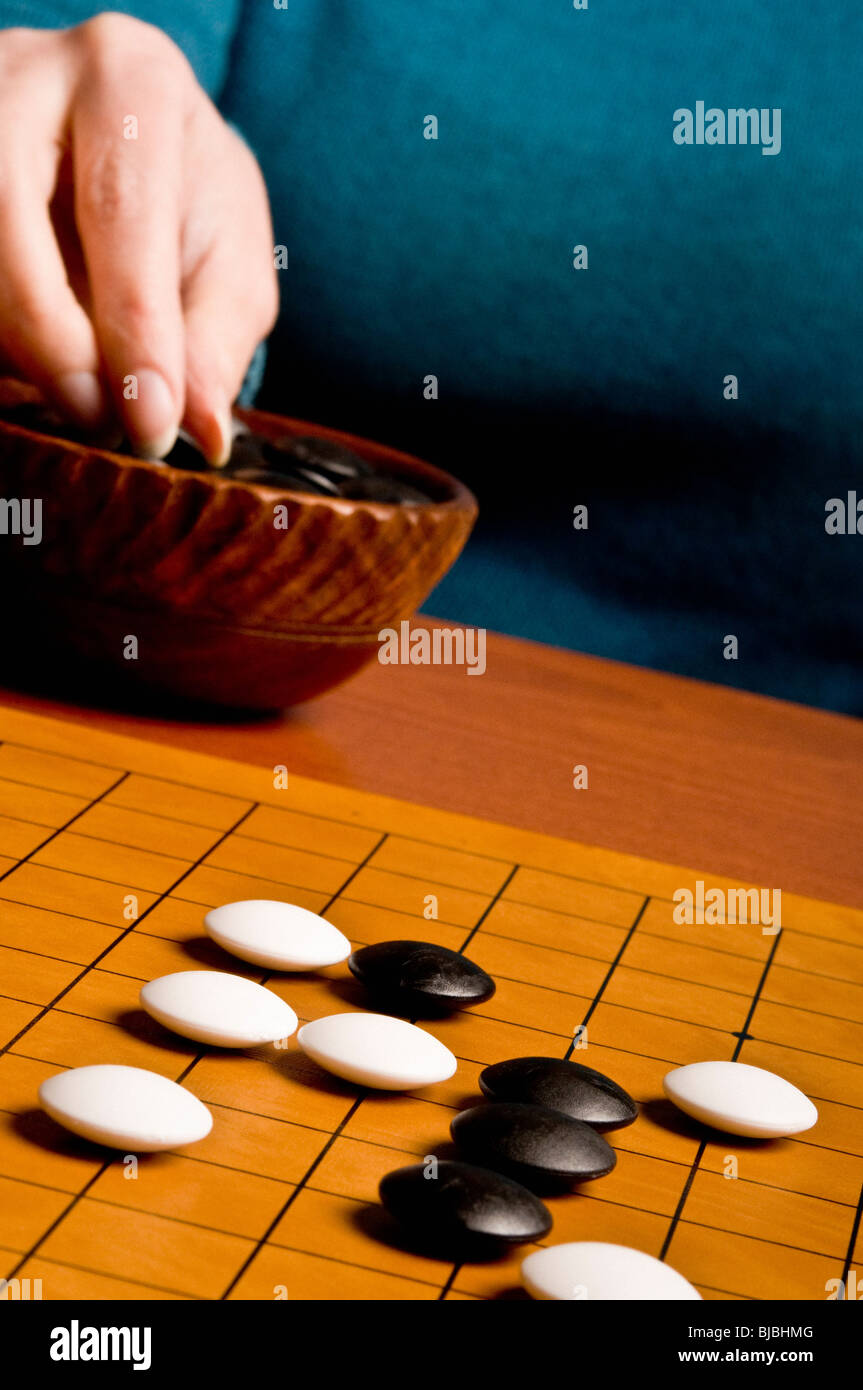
(266, 434, 374, 481)
(451, 1101, 617, 1191)
(479, 1056, 638, 1131)
(337, 472, 432, 505)
(161, 433, 217, 473)
(379, 1159, 552, 1255)
(348, 940, 496, 1016)
(256, 434, 432, 503)
(0, 404, 434, 505)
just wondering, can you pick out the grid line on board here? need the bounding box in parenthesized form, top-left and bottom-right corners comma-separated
(2, 752, 862, 953)
(128, 910, 863, 997)
(0, 799, 260, 1061)
(175, 831, 390, 1095)
(440, 887, 649, 1296)
(2, 854, 859, 972)
(2, 794, 263, 1284)
(1, 1150, 858, 1247)
(5, 739, 863, 944)
(658, 929, 787, 1265)
(840, 1180, 863, 1290)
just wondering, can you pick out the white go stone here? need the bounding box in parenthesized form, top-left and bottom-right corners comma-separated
(663, 1060, 818, 1138)
(521, 1242, 702, 1301)
(204, 900, 351, 971)
(297, 1012, 457, 1090)
(140, 971, 298, 1048)
(39, 1064, 213, 1152)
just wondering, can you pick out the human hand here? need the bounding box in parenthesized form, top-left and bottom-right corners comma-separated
(0, 13, 278, 463)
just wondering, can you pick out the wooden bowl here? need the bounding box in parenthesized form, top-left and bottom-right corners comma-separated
(0, 406, 477, 708)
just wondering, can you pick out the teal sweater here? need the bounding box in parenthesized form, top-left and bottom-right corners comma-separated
(4, 1, 862, 711)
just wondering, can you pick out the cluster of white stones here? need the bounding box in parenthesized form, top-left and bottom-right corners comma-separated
(37, 899, 457, 1150)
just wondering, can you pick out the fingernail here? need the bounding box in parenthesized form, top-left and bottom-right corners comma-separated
(127, 368, 178, 458)
(208, 405, 233, 468)
(185, 405, 233, 468)
(55, 371, 108, 429)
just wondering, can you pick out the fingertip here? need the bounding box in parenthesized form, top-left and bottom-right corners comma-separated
(207, 404, 233, 468)
(54, 370, 112, 431)
(183, 402, 233, 469)
(123, 367, 180, 458)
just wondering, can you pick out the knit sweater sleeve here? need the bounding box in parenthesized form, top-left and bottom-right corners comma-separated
(0, 1, 242, 96)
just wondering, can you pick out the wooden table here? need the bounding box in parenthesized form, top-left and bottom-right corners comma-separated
(1, 619, 859, 909)
(2, 625, 860, 1304)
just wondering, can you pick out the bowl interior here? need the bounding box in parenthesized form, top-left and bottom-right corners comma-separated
(229, 406, 471, 509)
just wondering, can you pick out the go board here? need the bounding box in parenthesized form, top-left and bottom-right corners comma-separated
(0, 704, 860, 1303)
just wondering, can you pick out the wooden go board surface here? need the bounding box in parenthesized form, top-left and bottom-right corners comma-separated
(0, 705, 861, 1303)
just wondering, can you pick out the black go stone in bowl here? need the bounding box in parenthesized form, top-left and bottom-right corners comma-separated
(176, 428, 434, 503)
(0, 404, 434, 506)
